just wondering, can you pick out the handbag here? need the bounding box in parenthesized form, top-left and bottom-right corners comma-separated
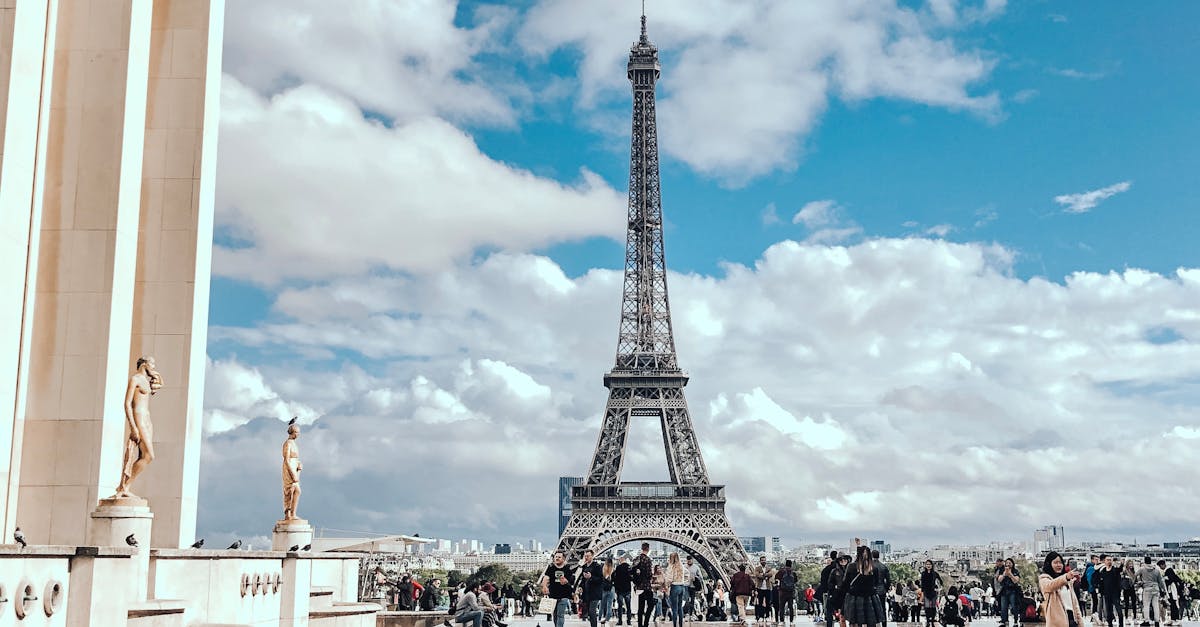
(537, 597, 557, 615)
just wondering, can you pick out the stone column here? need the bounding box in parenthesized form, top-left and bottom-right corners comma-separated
(89, 497, 153, 602)
(129, 0, 223, 549)
(16, 0, 154, 546)
(280, 555, 313, 627)
(0, 0, 59, 540)
(272, 518, 313, 552)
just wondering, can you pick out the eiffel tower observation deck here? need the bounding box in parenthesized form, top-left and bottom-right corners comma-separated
(555, 15, 748, 584)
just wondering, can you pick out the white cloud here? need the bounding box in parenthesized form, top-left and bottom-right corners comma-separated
(222, 0, 517, 126)
(1054, 181, 1132, 214)
(203, 358, 319, 434)
(792, 200, 838, 228)
(214, 77, 625, 283)
(925, 223, 954, 237)
(203, 239, 1200, 544)
(520, 0, 1001, 184)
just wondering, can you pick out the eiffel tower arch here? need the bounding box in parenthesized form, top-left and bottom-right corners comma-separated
(555, 15, 748, 586)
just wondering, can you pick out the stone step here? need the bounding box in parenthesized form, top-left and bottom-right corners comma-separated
(310, 584, 336, 609)
(127, 598, 186, 627)
(309, 601, 382, 625)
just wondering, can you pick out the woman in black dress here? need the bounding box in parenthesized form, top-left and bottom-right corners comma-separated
(837, 546, 884, 627)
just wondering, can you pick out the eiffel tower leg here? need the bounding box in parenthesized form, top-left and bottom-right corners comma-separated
(586, 389, 632, 485)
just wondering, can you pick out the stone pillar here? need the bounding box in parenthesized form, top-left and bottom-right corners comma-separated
(129, 0, 224, 549)
(273, 518, 313, 552)
(0, 0, 59, 542)
(280, 555, 313, 627)
(89, 497, 153, 602)
(16, 0, 154, 546)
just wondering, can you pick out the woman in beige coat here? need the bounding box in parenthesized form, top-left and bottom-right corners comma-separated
(1039, 551, 1083, 627)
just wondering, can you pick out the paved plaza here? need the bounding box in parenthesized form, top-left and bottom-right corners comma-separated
(499, 617, 1200, 627)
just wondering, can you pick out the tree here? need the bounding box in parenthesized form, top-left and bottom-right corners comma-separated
(889, 563, 918, 587)
(468, 564, 515, 589)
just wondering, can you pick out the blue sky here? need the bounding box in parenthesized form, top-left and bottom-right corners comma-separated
(200, 1, 1200, 549)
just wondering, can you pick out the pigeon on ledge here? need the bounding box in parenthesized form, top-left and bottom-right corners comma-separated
(190, 539, 204, 549)
(125, 533, 139, 547)
(227, 539, 242, 550)
(289, 544, 299, 552)
(301, 543, 311, 551)
(13, 527, 26, 548)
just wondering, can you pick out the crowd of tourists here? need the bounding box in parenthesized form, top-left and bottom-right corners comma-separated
(440, 544, 1199, 627)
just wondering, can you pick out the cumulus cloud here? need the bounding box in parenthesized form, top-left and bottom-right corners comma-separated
(214, 77, 625, 282)
(1054, 181, 1132, 214)
(520, 0, 1001, 184)
(202, 239, 1200, 545)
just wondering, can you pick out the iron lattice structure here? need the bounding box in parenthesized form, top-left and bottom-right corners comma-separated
(555, 17, 748, 586)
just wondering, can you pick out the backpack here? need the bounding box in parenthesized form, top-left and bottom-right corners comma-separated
(781, 569, 796, 591)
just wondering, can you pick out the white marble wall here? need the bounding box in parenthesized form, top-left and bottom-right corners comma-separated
(16, 0, 154, 547)
(0, 0, 58, 541)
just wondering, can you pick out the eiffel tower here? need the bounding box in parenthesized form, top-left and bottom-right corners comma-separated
(555, 15, 748, 584)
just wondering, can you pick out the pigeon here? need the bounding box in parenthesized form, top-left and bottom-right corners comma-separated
(288, 544, 299, 552)
(301, 543, 311, 551)
(227, 539, 242, 550)
(288, 416, 297, 426)
(13, 527, 26, 548)
(125, 533, 139, 547)
(190, 538, 204, 549)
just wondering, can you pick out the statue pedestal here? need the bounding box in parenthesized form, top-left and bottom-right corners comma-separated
(90, 497, 153, 602)
(272, 518, 313, 552)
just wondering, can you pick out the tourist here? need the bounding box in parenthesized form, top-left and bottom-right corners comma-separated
(632, 542, 655, 627)
(520, 581, 536, 617)
(450, 583, 485, 627)
(614, 554, 634, 625)
(754, 555, 776, 623)
(1096, 555, 1125, 627)
(920, 561, 943, 627)
(995, 558, 1022, 627)
(871, 551, 890, 627)
(665, 553, 690, 627)
(982, 584, 994, 617)
(422, 579, 443, 611)
(1162, 561, 1185, 625)
(836, 546, 883, 627)
(731, 563, 754, 623)
(652, 565, 666, 622)
(542, 550, 577, 627)
(1087, 556, 1101, 623)
(818, 551, 842, 627)
(807, 584, 818, 617)
(1123, 561, 1138, 620)
(1036, 552, 1081, 627)
(969, 582, 985, 620)
(1135, 556, 1166, 627)
(941, 586, 966, 627)
(905, 582, 920, 623)
(579, 550, 605, 627)
(685, 555, 704, 619)
(714, 580, 728, 613)
(397, 574, 415, 611)
(601, 557, 617, 626)
(479, 583, 508, 627)
(776, 559, 798, 624)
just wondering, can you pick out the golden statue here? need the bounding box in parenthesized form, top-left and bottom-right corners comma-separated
(114, 356, 162, 498)
(282, 419, 302, 520)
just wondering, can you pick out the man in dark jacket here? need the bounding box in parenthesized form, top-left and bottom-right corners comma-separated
(614, 555, 634, 625)
(632, 542, 655, 627)
(579, 550, 605, 627)
(730, 564, 754, 623)
(873, 550, 891, 627)
(1096, 555, 1125, 627)
(817, 551, 839, 627)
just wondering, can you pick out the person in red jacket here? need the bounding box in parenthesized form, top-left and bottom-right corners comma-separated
(806, 586, 818, 615)
(731, 564, 754, 624)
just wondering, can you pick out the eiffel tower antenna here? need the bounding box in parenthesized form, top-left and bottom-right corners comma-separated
(554, 14, 748, 586)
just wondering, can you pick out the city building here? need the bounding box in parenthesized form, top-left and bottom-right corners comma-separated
(495, 543, 512, 554)
(739, 536, 782, 554)
(871, 540, 892, 556)
(559, 476, 584, 536)
(1033, 526, 1066, 553)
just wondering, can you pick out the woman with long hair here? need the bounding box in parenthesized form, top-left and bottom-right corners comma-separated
(666, 553, 690, 627)
(1039, 551, 1082, 627)
(601, 557, 617, 626)
(920, 561, 944, 627)
(651, 565, 666, 621)
(836, 546, 884, 627)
